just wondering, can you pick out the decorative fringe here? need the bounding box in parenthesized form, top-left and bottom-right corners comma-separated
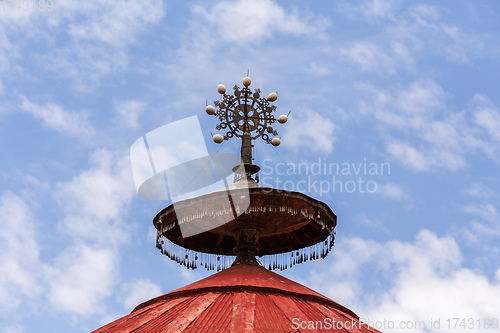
(156, 231, 336, 272)
(157, 205, 332, 235)
(156, 235, 235, 271)
(261, 232, 335, 271)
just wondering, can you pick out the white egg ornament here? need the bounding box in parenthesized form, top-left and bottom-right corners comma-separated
(271, 137, 281, 147)
(267, 92, 278, 102)
(206, 105, 215, 115)
(213, 134, 224, 144)
(217, 84, 226, 94)
(278, 115, 288, 124)
(242, 76, 251, 87)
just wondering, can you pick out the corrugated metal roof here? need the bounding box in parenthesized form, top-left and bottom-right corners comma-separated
(92, 262, 382, 333)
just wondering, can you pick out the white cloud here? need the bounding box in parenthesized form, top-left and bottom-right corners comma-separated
(356, 80, 500, 172)
(353, 213, 390, 233)
(54, 149, 134, 244)
(46, 149, 135, 317)
(408, 3, 440, 23)
(462, 184, 497, 199)
(305, 230, 500, 333)
(440, 25, 483, 64)
(0, 150, 135, 319)
(304, 236, 377, 306)
(1, 1, 165, 91)
(0, 4, 36, 27)
(341, 41, 414, 74)
(465, 94, 500, 161)
(192, 0, 329, 45)
(463, 203, 497, 222)
(338, 0, 401, 20)
(460, 200, 500, 244)
(386, 140, 465, 172)
(358, 78, 445, 124)
(39, 45, 130, 91)
(0, 325, 25, 333)
(395, 78, 445, 115)
(0, 193, 43, 312)
(158, 0, 339, 116)
(283, 109, 336, 155)
(385, 141, 425, 170)
(339, 1, 486, 75)
(164, 0, 330, 88)
(114, 100, 147, 129)
(121, 279, 162, 310)
(401, 4, 484, 64)
(1, 0, 165, 48)
(65, 0, 165, 47)
(465, 220, 500, 244)
(474, 105, 500, 142)
(376, 182, 408, 201)
(19, 96, 94, 137)
(341, 43, 389, 72)
(47, 245, 118, 316)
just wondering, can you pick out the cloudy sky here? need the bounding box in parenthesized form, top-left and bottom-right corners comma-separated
(1, 0, 500, 332)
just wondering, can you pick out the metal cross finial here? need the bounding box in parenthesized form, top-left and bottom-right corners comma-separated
(205, 77, 288, 179)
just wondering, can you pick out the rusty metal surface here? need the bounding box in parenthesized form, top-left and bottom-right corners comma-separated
(133, 262, 352, 316)
(92, 263, 381, 333)
(184, 293, 232, 332)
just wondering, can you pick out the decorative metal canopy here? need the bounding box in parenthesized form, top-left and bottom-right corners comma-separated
(154, 76, 336, 271)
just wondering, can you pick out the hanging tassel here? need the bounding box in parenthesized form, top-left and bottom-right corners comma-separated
(157, 231, 336, 272)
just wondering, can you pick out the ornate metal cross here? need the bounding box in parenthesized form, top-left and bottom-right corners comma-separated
(205, 76, 287, 180)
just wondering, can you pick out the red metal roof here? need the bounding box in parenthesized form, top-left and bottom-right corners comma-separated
(92, 262, 382, 333)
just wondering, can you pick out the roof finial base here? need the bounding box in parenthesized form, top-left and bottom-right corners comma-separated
(232, 227, 261, 265)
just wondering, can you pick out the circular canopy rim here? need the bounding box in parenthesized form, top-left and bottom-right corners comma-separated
(153, 186, 337, 256)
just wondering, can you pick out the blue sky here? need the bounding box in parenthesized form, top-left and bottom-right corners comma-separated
(1, 0, 500, 332)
